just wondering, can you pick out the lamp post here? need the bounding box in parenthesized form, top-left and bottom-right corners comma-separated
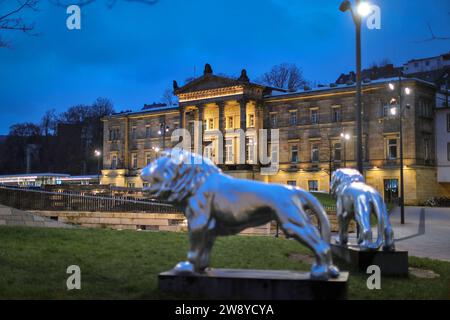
(340, 132, 351, 167)
(94, 149, 101, 183)
(158, 122, 170, 150)
(340, 0, 372, 175)
(388, 76, 411, 225)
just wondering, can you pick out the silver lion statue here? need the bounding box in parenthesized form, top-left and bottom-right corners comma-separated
(330, 169, 395, 251)
(141, 149, 339, 280)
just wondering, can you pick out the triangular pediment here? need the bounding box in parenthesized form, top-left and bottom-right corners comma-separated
(175, 74, 248, 95)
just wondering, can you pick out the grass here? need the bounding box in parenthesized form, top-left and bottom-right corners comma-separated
(0, 226, 448, 300)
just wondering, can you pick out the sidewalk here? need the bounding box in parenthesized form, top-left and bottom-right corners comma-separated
(388, 206, 450, 261)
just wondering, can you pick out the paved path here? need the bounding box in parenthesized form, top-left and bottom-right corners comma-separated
(342, 206, 450, 261)
(388, 206, 450, 261)
(0, 204, 74, 229)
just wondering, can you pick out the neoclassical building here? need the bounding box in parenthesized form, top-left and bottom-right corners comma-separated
(101, 64, 449, 205)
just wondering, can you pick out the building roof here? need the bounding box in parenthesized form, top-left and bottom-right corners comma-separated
(265, 77, 435, 100)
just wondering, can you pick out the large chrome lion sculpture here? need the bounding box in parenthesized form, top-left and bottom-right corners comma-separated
(141, 149, 339, 280)
(330, 169, 395, 251)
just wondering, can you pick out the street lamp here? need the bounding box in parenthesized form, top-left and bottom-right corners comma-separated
(158, 122, 170, 150)
(340, 0, 372, 176)
(94, 149, 101, 183)
(340, 132, 351, 167)
(388, 77, 412, 225)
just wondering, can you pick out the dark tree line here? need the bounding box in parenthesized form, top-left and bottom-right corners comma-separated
(0, 97, 114, 175)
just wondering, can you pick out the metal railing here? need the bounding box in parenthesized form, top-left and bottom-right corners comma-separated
(0, 186, 178, 213)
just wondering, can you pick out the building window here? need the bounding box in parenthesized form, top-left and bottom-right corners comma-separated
(246, 137, 255, 164)
(111, 155, 118, 169)
(447, 114, 450, 132)
(145, 126, 151, 138)
(208, 118, 214, 130)
(424, 139, 430, 161)
(310, 109, 318, 124)
(109, 128, 120, 141)
(131, 153, 138, 169)
(311, 143, 319, 162)
(204, 144, 215, 161)
(271, 144, 279, 164)
(308, 180, 319, 192)
(332, 107, 341, 122)
(227, 116, 234, 129)
(334, 142, 342, 161)
(131, 127, 137, 140)
(270, 113, 277, 128)
(145, 153, 152, 166)
(143, 182, 149, 188)
(128, 182, 135, 189)
(287, 181, 297, 186)
(290, 145, 299, 163)
(225, 139, 233, 163)
(387, 139, 398, 160)
(248, 114, 255, 127)
(447, 143, 450, 161)
(289, 111, 298, 126)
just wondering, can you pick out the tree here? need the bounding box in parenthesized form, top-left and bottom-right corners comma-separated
(258, 63, 307, 92)
(162, 88, 176, 106)
(0, 0, 39, 48)
(40, 109, 58, 136)
(9, 122, 41, 138)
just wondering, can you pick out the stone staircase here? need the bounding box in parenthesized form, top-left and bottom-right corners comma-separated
(0, 204, 74, 228)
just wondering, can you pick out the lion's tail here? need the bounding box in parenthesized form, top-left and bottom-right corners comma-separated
(297, 191, 331, 242)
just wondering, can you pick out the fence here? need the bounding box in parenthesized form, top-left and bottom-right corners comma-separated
(0, 186, 178, 213)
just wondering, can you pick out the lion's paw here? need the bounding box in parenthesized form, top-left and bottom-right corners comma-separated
(173, 261, 195, 274)
(328, 265, 340, 278)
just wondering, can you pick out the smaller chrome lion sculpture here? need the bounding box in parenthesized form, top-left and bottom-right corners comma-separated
(330, 169, 395, 251)
(141, 149, 339, 280)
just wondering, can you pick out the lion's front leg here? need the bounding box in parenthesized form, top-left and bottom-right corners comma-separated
(174, 193, 215, 274)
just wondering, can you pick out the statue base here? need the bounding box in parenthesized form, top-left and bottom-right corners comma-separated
(159, 268, 349, 300)
(331, 244, 409, 276)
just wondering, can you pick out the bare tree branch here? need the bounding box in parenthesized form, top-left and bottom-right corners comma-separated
(0, 0, 39, 47)
(415, 22, 450, 43)
(258, 63, 308, 92)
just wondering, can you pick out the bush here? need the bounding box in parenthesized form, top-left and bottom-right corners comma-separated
(423, 197, 450, 207)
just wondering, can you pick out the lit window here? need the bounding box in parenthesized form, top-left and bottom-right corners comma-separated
(227, 116, 234, 129)
(248, 114, 255, 127)
(204, 144, 215, 161)
(208, 118, 214, 130)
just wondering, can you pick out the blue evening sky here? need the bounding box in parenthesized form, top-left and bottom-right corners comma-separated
(0, 0, 449, 134)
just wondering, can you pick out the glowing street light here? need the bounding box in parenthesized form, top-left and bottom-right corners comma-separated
(356, 1, 372, 17)
(339, 0, 373, 175)
(94, 149, 101, 182)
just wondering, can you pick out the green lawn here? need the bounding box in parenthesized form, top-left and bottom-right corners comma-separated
(0, 226, 448, 300)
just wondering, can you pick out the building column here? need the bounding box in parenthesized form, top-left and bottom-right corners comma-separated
(218, 101, 226, 164)
(194, 105, 204, 155)
(239, 99, 248, 164)
(179, 105, 185, 129)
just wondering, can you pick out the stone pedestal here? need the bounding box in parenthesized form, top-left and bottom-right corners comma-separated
(159, 268, 349, 300)
(331, 244, 409, 276)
